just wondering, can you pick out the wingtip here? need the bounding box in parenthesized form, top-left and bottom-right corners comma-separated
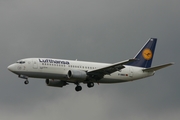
(150, 38, 157, 40)
(170, 62, 175, 65)
(129, 58, 139, 61)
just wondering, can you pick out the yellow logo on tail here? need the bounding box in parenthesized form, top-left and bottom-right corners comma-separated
(142, 49, 152, 60)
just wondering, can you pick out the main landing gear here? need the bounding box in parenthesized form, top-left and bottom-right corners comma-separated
(75, 85, 82, 92)
(87, 82, 94, 88)
(75, 82, 82, 92)
(75, 82, 94, 92)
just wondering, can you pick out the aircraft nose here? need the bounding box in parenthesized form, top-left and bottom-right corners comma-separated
(7, 64, 15, 72)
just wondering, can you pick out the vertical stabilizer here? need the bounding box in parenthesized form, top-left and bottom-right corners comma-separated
(126, 38, 157, 68)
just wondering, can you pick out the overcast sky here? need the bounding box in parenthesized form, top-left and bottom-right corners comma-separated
(0, 0, 179, 120)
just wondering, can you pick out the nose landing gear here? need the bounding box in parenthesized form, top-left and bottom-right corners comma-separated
(19, 75, 29, 85)
(24, 80, 29, 85)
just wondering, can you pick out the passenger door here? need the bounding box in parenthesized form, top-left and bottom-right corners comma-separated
(32, 59, 38, 69)
(129, 67, 133, 77)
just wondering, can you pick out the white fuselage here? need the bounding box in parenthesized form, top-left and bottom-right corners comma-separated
(7, 39, 173, 92)
(8, 58, 154, 83)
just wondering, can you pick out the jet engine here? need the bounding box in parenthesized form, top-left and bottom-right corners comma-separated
(46, 79, 67, 87)
(67, 70, 87, 81)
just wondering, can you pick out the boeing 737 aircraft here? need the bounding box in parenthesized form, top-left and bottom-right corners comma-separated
(8, 38, 173, 91)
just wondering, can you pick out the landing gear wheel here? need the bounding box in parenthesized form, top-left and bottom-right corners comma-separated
(75, 86, 82, 92)
(24, 80, 29, 85)
(87, 82, 94, 88)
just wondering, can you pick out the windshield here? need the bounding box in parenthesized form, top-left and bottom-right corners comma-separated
(16, 61, 26, 64)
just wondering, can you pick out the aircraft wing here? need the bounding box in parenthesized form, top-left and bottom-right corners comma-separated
(87, 59, 137, 79)
(142, 63, 174, 72)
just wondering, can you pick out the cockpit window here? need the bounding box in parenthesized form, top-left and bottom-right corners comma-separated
(16, 61, 26, 64)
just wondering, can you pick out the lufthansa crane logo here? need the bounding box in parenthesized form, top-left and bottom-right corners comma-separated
(142, 48, 152, 60)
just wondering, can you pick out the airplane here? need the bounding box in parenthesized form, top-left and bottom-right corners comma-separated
(7, 38, 174, 92)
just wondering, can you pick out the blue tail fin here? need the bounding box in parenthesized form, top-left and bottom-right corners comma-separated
(126, 38, 157, 68)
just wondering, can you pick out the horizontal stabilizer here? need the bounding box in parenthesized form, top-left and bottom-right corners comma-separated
(142, 63, 174, 72)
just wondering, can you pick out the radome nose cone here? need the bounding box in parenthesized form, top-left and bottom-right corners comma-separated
(7, 64, 14, 71)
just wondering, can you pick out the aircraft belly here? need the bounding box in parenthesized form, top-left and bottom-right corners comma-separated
(98, 75, 128, 83)
(98, 78, 127, 83)
(19, 71, 67, 79)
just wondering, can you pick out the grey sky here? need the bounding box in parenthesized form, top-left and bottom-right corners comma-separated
(0, 0, 179, 120)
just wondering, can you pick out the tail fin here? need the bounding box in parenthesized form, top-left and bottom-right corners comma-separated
(126, 38, 157, 68)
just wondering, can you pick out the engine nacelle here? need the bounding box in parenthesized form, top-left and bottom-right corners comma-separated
(46, 79, 67, 87)
(67, 70, 87, 81)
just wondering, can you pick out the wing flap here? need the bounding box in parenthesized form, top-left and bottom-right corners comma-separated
(142, 63, 174, 72)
